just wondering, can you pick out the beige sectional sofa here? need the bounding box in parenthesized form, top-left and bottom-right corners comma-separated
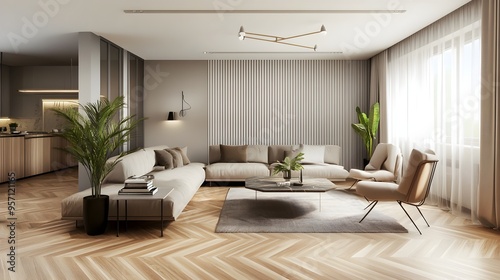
(61, 144, 348, 224)
(61, 145, 206, 221)
(205, 144, 349, 182)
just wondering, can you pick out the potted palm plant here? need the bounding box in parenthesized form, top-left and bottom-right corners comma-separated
(351, 102, 380, 164)
(52, 96, 140, 235)
(273, 152, 305, 181)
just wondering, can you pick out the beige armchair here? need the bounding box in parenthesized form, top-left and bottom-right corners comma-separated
(348, 143, 403, 188)
(356, 149, 439, 234)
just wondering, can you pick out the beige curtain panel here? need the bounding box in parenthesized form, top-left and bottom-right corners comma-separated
(478, 0, 500, 229)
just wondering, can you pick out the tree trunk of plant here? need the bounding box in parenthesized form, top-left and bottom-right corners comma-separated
(83, 195, 109, 235)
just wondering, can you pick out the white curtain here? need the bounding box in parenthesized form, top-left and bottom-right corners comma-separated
(385, 0, 482, 220)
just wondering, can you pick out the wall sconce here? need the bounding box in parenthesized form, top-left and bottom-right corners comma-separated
(167, 91, 191, 121)
(167, 111, 178, 121)
(179, 91, 191, 117)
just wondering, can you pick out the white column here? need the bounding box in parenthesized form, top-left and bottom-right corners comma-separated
(77, 32, 101, 191)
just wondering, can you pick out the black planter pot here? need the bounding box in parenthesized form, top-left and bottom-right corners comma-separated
(363, 158, 370, 168)
(83, 195, 109, 236)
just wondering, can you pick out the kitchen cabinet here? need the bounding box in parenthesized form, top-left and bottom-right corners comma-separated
(0, 136, 25, 182)
(1, 134, 77, 183)
(0, 64, 10, 118)
(24, 136, 52, 177)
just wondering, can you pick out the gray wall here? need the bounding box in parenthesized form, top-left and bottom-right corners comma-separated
(143, 60, 370, 169)
(143, 60, 209, 163)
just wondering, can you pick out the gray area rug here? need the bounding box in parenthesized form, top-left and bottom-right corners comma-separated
(215, 188, 408, 233)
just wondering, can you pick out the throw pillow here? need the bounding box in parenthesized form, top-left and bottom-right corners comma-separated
(220, 144, 248, 163)
(285, 147, 303, 160)
(166, 148, 184, 168)
(246, 145, 268, 163)
(300, 144, 325, 164)
(174, 146, 191, 165)
(154, 149, 174, 170)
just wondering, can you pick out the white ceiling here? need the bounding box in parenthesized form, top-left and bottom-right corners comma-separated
(0, 0, 471, 65)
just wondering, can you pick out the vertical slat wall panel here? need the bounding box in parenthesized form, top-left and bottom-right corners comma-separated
(208, 60, 369, 170)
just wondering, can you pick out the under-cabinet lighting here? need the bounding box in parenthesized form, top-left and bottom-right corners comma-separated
(19, 89, 79, 93)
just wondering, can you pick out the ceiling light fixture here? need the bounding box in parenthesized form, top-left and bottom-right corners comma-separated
(238, 25, 326, 51)
(204, 51, 343, 54)
(124, 9, 406, 14)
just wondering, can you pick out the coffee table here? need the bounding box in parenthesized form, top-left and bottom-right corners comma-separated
(110, 188, 173, 237)
(245, 177, 335, 210)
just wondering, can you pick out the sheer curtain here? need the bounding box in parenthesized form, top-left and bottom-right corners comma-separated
(385, 0, 482, 220)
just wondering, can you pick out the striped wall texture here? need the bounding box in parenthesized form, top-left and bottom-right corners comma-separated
(208, 60, 370, 170)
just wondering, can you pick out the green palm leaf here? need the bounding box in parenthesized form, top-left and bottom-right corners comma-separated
(352, 102, 380, 159)
(52, 96, 142, 197)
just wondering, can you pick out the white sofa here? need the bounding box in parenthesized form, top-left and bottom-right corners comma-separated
(61, 145, 206, 221)
(205, 144, 349, 182)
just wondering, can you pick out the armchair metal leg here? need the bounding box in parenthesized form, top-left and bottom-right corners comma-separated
(364, 199, 376, 210)
(348, 180, 359, 190)
(415, 206, 430, 227)
(397, 201, 422, 235)
(359, 201, 378, 223)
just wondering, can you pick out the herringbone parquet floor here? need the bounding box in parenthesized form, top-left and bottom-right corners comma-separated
(1, 168, 499, 280)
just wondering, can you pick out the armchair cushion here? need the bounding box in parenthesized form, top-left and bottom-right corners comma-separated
(397, 149, 436, 195)
(356, 181, 406, 201)
(349, 169, 396, 182)
(349, 143, 402, 183)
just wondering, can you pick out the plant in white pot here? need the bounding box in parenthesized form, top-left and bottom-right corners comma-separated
(52, 96, 140, 235)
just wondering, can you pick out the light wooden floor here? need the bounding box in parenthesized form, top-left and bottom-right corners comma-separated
(1, 168, 499, 280)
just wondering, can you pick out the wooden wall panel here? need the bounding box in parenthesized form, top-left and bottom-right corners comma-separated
(208, 60, 370, 169)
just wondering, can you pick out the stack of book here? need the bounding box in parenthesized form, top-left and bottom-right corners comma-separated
(119, 174, 158, 195)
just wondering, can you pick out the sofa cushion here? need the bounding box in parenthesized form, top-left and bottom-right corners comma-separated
(166, 148, 184, 168)
(173, 146, 191, 165)
(285, 146, 303, 159)
(324, 145, 342, 165)
(209, 145, 221, 163)
(300, 144, 325, 164)
(220, 145, 248, 163)
(61, 163, 206, 221)
(246, 145, 268, 163)
(104, 149, 156, 183)
(155, 149, 174, 169)
(268, 145, 296, 164)
(205, 162, 269, 180)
